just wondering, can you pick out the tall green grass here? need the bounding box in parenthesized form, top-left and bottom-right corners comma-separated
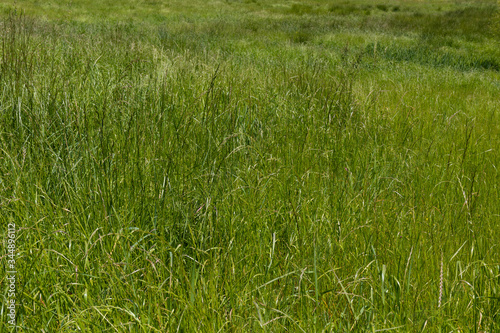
(1, 1, 500, 331)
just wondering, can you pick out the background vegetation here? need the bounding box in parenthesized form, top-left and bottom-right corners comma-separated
(1, 0, 500, 331)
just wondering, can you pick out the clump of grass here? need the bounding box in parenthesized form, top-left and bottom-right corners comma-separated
(387, 4, 499, 40)
(289, 30, 312, 44)
(376, 4, 389, 12)
(328, 4, 365, 16)
(289, 3, 314, 15)
(367, 42, 500, 71)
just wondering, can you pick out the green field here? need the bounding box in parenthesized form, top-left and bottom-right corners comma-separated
(1, 0, 500, 331)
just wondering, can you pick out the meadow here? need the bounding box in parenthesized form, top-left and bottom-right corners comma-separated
(1, 0, 500, 331)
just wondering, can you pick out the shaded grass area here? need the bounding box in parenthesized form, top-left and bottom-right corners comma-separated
(0, 1, 500, 331)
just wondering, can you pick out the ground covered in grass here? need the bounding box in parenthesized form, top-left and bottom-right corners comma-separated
(1, 0, 500, 331)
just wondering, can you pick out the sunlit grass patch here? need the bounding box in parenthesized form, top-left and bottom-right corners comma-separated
(1, 1, 500, 331)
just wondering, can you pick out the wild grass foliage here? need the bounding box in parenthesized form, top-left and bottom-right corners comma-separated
(1, 1, 500, 331)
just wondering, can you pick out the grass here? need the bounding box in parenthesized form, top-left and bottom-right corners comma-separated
(1, 0, 500, 331)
